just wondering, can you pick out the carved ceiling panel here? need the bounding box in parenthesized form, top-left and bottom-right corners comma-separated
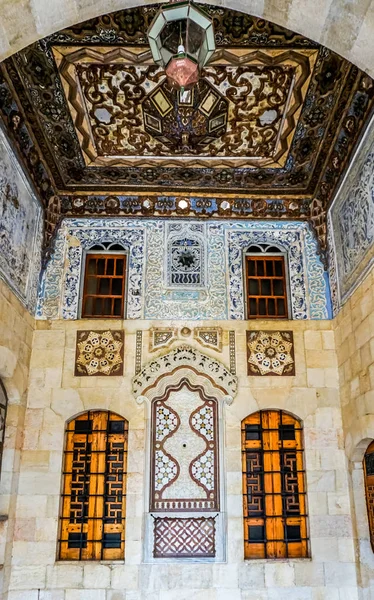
(0, 3, 373, 256)
(53, 45, 315, 169)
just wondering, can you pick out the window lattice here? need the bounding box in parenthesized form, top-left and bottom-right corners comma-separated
(245, 253, 288, 319)
(242, 410, 309, 559)
(82, 253, 127, 318)
(364, 441, 374, 552)
(59, 411, 128, 560)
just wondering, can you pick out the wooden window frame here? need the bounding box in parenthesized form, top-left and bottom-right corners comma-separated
(242, 410, 309, 559)
(364, 441, 374, 552)
(58, 410, 128, 561)
(79, 249, 129, 319)
(243, 248, 291, 320)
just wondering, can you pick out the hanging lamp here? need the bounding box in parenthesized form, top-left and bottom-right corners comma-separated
(147, 0, 216, 91)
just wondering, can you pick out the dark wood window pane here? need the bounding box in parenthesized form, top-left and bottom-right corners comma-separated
(82, 254, 127, 318)
(113, 298, 122, 316)
(268, 298, 276, 315)
(86, 277, 97, 295)
(273, 280, 284, 296)
(275, 261, 284, 276)
(261, 279, 271, 295)
(277, 298, 286, 316)
(266, 261, 274, 276)
(259, 299, 266, 315)
(116, 260, 124, 276)
(245, 255, 288, 319)
(249, 298, 257, 316)
(106, 259, 115, 275)
(112, 279, 123, 296)
(87, 259, 97, 275)
(257, 261, 265, 276)
(98, 278, 110, 295)
(249, 279, 259, 295)
(97, 259, 105, 275)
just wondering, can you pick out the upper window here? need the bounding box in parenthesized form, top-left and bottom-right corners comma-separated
(242, 410, 309, 559)
(245, 244, 289, 319)
(364, 441, 374, 551)
(81, 242, 127, 318)
(59, 410, 128, 560)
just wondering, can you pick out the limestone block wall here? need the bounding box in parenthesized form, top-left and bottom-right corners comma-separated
(0, 280, 35, 596)
(334, 265, 374, 598)
(3, 317, 360, 599)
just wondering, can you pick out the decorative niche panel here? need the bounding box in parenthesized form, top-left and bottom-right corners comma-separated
(151, 382, 219, 512)
(166, 222, 207, 289)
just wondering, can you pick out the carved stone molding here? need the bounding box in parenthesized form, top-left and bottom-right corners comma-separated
(194, 327, 223, 352)
(132, 345, 237, 400)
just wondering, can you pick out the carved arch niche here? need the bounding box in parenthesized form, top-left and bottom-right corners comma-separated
(132, 345, 237, 562)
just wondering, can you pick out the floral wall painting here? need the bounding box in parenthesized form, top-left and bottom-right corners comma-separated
(37, 218, 330, 321)
(329, 117, 374, 306)
(0, 126, 43, 311)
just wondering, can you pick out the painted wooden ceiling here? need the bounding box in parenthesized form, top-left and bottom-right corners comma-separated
(0, 4, 373, 257)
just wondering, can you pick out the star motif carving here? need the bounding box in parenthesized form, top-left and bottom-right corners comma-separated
(247, 331, 295, 376)
(75, 330, 124, 376)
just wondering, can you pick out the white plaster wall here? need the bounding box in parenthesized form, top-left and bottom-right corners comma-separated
(3, 318, 360, 599)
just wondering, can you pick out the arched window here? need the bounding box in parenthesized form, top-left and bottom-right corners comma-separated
(242, 410, 308, 559)
(59, 410, 128, 560)
(0, 380, 8, 478)
(364, 441, 374, 550)
(244, 244, 289, 319)
(81, 241, 128, 318)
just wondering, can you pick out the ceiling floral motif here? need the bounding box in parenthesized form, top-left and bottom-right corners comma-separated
(0, 4, 373, 258)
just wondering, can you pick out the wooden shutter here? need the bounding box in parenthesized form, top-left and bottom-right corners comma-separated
(82, 253, 127, 318)
(242, 410, 308, 559)
(59, 411, 128, 560)
(245, 255, 288, 319)
(364, 441, 374, 551)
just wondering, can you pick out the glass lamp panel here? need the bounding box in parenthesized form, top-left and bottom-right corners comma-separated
(148, 12, 166, 40)
(185, 20, 204, 60)
(160, 47, 173, 66)
(149, 37, 162, 63)
(205, 24, 215, 52)
(188, 4, 211, 29)
(160, 19, 187, 54)
(164, 4, 189, 21)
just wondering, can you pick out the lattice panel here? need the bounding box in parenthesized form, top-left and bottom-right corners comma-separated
(151, 382, 219, 512)
(242, 410, 308, 559)
(59, 411, 128, 560)
(153, 517, 216, 558)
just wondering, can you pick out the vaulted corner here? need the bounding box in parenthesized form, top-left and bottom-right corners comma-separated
(1, 1, 374, 599)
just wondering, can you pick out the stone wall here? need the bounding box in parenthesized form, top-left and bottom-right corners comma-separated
(3, 316, 361, 599)
(334, 265, 374, 599)
(0, 279, 35, 597)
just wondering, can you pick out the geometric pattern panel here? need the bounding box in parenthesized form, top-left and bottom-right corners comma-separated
(151, 382, 219, 512)
(247, 330, 295, 376)
(194, 327, 222, 352)
(75, 330, 124, 376)
(149, 327, 178, 353)
(153, 516, 216, 558)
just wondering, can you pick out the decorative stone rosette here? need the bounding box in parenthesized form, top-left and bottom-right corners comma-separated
(75, 330, 124, 376)
(247, 330, 295, 376)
